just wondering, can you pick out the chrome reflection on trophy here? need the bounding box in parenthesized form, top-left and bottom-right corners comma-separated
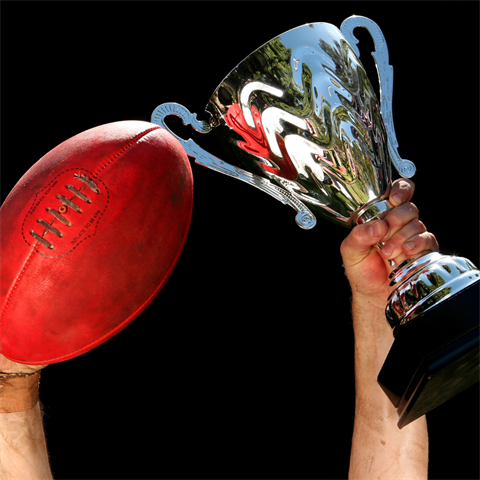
(154, 18, 417, 230)
(152, 16, 479, 428)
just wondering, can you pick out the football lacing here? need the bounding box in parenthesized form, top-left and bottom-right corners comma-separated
(65, 185, 92, 204)
(56, 194, 83, 213)
(37, 218, 63, 237)
(29, 174, 100, 250)
(46, 207, 72, 226)
(75, 173, 100, 193)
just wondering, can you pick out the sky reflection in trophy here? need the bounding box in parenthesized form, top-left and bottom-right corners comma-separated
(152, 16, 479, 428)
(153, 17, 416, 230)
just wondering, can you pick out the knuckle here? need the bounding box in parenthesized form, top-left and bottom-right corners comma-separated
(426, 232, 440, 251)
(405, 202, 419, 216)
(410, 218, 426, 232)
(386, 205, 411, 227)
(392, 178, 415, 195)
(417, 219, 427, 232)
(415, 232, 439, 252)
(398, 178, 414, 189)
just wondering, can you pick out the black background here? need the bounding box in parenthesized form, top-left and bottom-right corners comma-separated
(1, 1, 479, 479)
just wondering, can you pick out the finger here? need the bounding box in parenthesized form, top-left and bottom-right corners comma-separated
(402, 231, 439, 256)
(379, 218, 427, 259)
(386, 231, 439, 270)
(340, 219, 389, 267)
(381, 202, 420, 242)
(389, 178, 415, 207)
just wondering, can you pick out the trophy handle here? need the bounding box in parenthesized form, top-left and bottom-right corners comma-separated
(151, 102, 317, 229)
(340, 16, 416, 178)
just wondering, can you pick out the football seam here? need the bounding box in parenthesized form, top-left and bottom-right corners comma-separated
(92, 125, 161, 179)
(16, 190, 193, 364)
(0, 248, 37, 329)
(28, 250, 179, 364)
(1, 125, 163, 329)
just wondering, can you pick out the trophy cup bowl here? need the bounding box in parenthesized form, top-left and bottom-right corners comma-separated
(151, 16, 479, 428)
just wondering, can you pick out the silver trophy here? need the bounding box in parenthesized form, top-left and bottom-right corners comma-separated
(151, 16, 479, 428)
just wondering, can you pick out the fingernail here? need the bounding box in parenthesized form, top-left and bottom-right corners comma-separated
(392, 193, 403, 205)
(382, 243, 394, 256)
(369, 222, 382, 237)
(405, 240, 416, 251)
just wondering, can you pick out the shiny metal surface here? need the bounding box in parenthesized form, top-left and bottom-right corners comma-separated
(340, 16, 416, 178)
(153, 17, 410, 229)
(152, 16, 479, 332)
(386, 252, 480, 329)
(151, 103, 317, 229)
(205, 20, 393, 229)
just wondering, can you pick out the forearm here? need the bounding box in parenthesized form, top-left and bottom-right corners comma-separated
(0, 370, 53, 479)
(0, 403, 53, 480)
(349, 294, 428, 480)
(0, 401, 53, 479)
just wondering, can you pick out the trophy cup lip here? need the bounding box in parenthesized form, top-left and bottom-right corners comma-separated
(204, 21, 341, 114)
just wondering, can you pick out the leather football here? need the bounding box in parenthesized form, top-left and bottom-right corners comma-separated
(0, 121, 193, 364)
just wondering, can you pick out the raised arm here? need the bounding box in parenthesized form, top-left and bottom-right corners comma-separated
(341, 179, 436, 480)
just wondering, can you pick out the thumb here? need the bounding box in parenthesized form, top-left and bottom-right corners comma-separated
(340, 220, 389, 267)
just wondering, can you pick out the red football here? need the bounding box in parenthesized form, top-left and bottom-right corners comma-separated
(0, 121, 193, 365)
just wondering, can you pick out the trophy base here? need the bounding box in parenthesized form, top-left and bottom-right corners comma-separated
(378, 279, 479, 429)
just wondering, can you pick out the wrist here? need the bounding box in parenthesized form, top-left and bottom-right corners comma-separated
(351, 292, 392, 334)
(351, 288, 388, 311)
(0, 371, 41, 413)
(350, 294, 394, 378)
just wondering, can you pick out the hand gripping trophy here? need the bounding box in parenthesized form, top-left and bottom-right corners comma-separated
(152, 16, 479, 428)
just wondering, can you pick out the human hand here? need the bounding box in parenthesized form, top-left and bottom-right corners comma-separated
(340, 178, 439, 307)
(345, 179, 432, 480)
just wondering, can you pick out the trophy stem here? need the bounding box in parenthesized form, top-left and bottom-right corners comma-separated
(353, 198, 392, 225)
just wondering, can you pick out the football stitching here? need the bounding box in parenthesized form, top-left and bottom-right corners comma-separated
(92, 126, 161, 178)
(21, 168, 109, 259)
(22, 126, 162, 257)
(2, 125, 164, 349)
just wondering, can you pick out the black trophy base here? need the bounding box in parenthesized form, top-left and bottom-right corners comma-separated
(378, 279, 479, 429)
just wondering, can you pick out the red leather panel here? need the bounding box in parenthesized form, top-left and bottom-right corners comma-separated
(0, 121, 193, 364)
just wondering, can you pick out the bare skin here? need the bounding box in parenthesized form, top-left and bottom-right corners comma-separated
(0, 179, 434, 479)
(0, 357, 52, 479)
(342, 178, 435, 479)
